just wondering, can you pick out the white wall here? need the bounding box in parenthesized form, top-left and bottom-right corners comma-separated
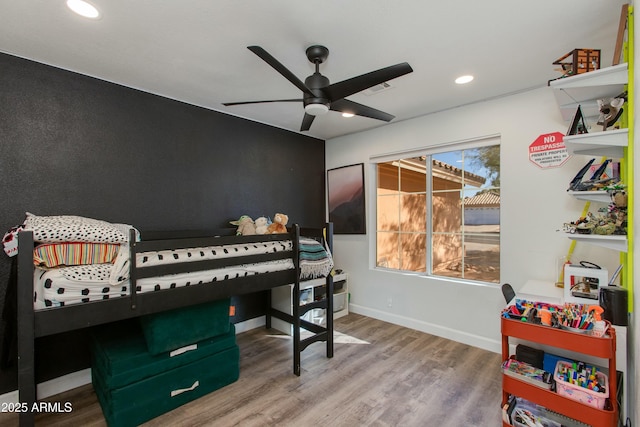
(326, 86, 621, 353)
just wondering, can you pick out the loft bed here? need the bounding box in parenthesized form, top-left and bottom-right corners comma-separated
(11, 215, 335, 426)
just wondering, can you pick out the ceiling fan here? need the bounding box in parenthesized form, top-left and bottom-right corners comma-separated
(223, 45, 413, 131)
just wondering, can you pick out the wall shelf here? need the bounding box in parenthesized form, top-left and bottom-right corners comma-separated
(550, 63, 628, 121)
(563, 128, 628, 157)
(549, 63, 628, 89)
(566, 190, 612, 203)
(566, 233, 627, 252)
(550, 62, 630, 256)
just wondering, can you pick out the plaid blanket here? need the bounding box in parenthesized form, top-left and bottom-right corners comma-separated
(299, 237, 333, 279)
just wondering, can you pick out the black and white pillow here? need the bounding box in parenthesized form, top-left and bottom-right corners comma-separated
(24, 212, 134, 244)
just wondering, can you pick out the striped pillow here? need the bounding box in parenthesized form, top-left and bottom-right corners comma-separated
(33, 242, 121, 268)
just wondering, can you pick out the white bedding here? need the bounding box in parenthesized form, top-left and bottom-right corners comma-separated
(33, 259, 294, 309)
(33, 238, 332, 309)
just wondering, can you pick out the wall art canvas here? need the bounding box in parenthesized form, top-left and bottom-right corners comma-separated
(327, 163, 366, 234)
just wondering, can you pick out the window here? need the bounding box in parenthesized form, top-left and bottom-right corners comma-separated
(375, 142, 500, 283)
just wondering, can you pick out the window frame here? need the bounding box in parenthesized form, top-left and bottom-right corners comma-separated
(370, 134, 501, 283)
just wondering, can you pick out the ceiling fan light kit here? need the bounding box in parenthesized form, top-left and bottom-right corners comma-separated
(223, 44, 413, 131)
(304, 103, 329, 116)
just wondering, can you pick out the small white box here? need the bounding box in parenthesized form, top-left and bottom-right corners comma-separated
(333, 292, 347, 312)
(564, 265, 608, 304)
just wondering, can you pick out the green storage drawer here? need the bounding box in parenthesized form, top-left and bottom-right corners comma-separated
(91, 321, 236, 390)
(93, 345, 239, 427)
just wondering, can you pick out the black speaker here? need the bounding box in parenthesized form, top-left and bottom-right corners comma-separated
(599, 286, 628, 326)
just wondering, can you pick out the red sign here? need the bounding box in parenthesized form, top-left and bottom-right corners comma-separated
(529, 132, 570, 169)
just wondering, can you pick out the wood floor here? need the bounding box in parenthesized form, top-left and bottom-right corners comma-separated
(1, 313, 502, 426)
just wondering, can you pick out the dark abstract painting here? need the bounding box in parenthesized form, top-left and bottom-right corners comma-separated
(328, 163, 365, 234)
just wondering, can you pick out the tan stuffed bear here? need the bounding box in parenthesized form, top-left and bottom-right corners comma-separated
(266, 213, 288, 234)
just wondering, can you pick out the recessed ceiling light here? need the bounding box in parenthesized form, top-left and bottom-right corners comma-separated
(455, 75, 474, 85)
(342, 112, 355, 118)
(67, 0, 100, 19)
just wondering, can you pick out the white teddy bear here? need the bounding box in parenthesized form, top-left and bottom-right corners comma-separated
(254, 217, 269, 235)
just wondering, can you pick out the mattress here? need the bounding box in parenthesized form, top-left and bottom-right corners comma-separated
(33, 259, 293, 309)
(33, 237, 332, 309)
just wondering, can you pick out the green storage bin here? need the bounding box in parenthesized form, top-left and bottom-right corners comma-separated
(91, 321, 236, 390)
(139, 298, 231, 355)
(93, 345, 239, 427)
(91, 318, 239, 427)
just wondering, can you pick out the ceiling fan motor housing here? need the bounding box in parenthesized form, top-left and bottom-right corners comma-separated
(303, 73, 330, 115)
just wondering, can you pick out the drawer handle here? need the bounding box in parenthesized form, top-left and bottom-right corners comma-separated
(171, 380, 199, 397)
(170, 343, 198, 357)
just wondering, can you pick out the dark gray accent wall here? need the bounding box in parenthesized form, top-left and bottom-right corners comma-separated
(0, 52, 326, 392)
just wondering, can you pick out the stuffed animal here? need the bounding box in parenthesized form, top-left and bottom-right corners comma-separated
(266, 213, 288, 234)
(254, 216, 269, 235)
(230, 215, 256, 236)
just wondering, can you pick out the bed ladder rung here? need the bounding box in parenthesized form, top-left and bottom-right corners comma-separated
(300, 331, 328, 351)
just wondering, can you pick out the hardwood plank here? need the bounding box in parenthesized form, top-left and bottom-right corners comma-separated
(0, 314, 502, 426)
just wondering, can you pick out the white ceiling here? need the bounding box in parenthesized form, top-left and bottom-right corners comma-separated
(0, 0, 629, 140)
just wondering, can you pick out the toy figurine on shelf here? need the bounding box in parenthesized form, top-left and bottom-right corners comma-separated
(562, 213, 594, 234)
(562, 211, 615, 235)
(562, 183, 627, 235)
(597, 91, 627, 131)
(567, 159, 616, 192)
(566, 105, 588, 136)
(603, 187, 628, 235)
(550, 48, 600, 82)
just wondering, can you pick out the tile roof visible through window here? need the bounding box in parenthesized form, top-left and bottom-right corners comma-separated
(463, 191, 500, 207)
(398, 158, 487, 188)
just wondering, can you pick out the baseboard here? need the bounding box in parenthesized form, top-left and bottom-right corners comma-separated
(0, 390, 18, 406)
(233, 316, 265, 334)
(0, 317, 264, 405)
(0, 367, 92, 405)
(349, 304, 502, 354)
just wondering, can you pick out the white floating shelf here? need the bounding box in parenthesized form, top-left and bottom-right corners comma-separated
(549, 63, 628, 89)
(566, 234, 627, 252)
(564, 128, 628, 157)
(566, 191, 612, 203)
(550, 63, 628, 121)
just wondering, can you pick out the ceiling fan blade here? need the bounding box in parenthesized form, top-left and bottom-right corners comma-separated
(300, 113, 315, 131)
(324, 62, 413, 101)
(247, 46, 315, 97)
(330, 99, 395, 122)
(223, 99, 301, 106)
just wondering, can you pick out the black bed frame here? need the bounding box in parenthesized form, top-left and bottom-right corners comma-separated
(16, 223, 334, 426)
